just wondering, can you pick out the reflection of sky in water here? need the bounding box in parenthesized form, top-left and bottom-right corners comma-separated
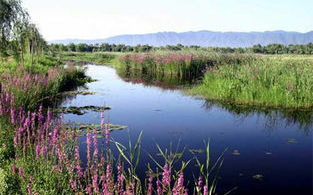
(62, 65, 312, 195)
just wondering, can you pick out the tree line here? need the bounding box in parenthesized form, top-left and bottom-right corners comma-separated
(48, 42, 313, 54)
(0, 0, 46, 64)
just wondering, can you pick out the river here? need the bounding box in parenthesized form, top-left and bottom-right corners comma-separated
(61, 64, 312, 195)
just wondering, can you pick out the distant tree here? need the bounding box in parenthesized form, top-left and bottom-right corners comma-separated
(67, 43, 76, 52)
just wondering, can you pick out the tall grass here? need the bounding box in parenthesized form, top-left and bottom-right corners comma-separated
(188, 58, 313, 108)
(117, 52, 257, 79)
(57, 52, 120, 65)
(0, 61, 89, 110)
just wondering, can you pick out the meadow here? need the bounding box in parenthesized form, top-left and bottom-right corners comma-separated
(1, 0, 311, 194)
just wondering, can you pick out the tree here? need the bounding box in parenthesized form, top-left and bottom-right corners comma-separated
(0, 0, 29, 57)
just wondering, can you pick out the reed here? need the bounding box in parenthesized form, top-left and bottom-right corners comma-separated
(117, 52, 257, 79)
(188, 58, 313, 108)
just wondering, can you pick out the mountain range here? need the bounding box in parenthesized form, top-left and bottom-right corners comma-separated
(50, 30, 313, 48)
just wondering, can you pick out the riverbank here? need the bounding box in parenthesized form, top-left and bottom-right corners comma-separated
(187, 56, 313, 109)
(0, 56, 225, 194)
(0, 56, 92, 194)
(112, 52, 313, 109)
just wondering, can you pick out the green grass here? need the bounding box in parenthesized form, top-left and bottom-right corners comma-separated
(116, 51, 258, 79)
(55, 52, 121, 65)
(188, 57, 313, 109)
(0, 55, 91, 110)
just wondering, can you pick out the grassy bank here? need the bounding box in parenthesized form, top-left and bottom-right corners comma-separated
(188, 57, 313, 108)
(58, 51, 313, 109)
(53, 52, 121, 65)
(1, 61, 90, 111)
(0, 56, 89, 194)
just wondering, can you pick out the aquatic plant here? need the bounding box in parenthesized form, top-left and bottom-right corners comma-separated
(117, 52, 257, 80)
(189, 58, 313, 108)
(0, 64, 89, 111)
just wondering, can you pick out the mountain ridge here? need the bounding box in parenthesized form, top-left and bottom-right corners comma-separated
(50, 30, 313, 48)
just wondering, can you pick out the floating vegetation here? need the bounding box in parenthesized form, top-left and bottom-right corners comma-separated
(54, 106, 111, 115)
(252, 174, 264, 181)
(60, 91, 96, 96)
(285, 138, 298, 144)
(232, 150, 241, 155)
(189, 149, 204, 154)
(65, 122, 127, 133)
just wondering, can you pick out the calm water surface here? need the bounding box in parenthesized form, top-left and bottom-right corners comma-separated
(61, 65, 312, 195)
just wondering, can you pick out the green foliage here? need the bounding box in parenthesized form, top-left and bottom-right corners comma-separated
(117, 52, 257, 80)
(56, 52, 120, 64)
(189, 57, 313, 108)
(0, 168, 8, 195)
(14, 156, 74, 195)
(47, 42, 313, 55)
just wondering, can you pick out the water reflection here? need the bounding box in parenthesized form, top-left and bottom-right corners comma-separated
(116, 67, 196, 90)
(117, 67, 313, 132)
(202, 100, 313, 133)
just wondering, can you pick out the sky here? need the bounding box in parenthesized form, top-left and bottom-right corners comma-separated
(22, 0, 313, 41)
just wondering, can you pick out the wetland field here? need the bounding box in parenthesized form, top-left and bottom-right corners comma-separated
(0, 0, 312, 194)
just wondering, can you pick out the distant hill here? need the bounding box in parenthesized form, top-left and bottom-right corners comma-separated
(50, 30, 313, 48)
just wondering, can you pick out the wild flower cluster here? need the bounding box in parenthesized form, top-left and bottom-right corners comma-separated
(0, 66, 64, 111)
(0, 65, 223, 194)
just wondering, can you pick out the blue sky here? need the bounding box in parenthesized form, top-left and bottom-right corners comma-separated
(23, 0, 313, 40)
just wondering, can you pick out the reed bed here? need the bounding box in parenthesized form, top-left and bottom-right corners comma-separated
(188, 58, 313, 108)
(0, 64, 88, 110)
(117, 52, 257, 79)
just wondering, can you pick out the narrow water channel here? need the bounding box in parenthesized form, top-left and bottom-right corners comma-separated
(61, 64, 312, 195)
